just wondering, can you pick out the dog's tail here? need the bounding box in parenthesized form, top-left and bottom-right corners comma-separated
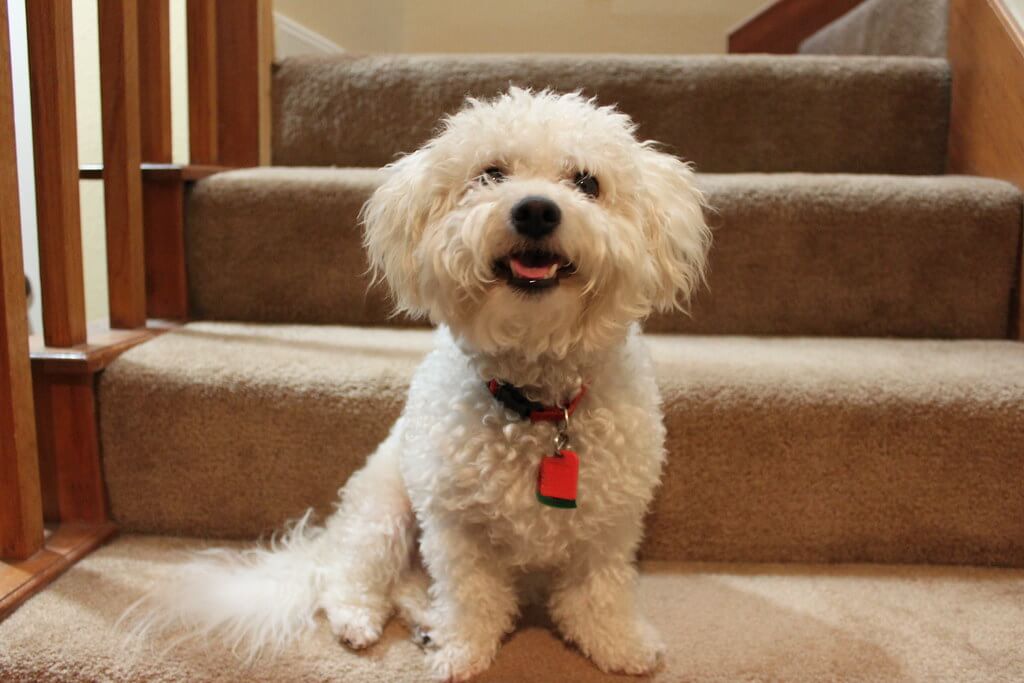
(119, 511, 327, 662)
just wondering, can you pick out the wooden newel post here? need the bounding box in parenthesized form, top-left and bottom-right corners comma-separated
(0, 0, 45, 561)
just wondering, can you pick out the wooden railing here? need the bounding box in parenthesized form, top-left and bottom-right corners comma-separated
(728, 0, 866, 54)
(1, 0, 272, 618)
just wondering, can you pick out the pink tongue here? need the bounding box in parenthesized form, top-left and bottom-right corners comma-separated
(510, 258, 553, 280)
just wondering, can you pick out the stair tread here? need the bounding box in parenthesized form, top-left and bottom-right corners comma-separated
(273, 53, 950, 174)
(1, 534, 1022, 682)
(186, 168, 1023, 338)
(98, 323, 1024, 564)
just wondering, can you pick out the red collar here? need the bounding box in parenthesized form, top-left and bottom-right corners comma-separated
(487, 380, 587, 423)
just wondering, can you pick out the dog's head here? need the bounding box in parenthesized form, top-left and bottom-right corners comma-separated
(363, 88, 710, 358)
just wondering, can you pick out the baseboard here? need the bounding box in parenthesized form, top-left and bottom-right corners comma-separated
(274, 12, 344, 60)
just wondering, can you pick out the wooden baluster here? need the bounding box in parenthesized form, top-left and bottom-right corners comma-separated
(98, 0, 147, 330)
(25, 0, 87, 348)
(215, 0, 273, 166)
(187, 0, 219, 164)
(137, 0, 188, 319)
(0, 0, 44, 562)
(137, 0, 172, 163)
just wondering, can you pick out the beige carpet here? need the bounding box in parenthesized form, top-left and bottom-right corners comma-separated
(186, 169, 1023, 338)
(802, 0, 949, 58)
(271, 54, 950, 174)
(1, 535, 1023, 682)
(97, 323, 1024, 566)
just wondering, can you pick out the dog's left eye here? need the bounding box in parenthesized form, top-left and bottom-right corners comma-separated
(481, 166, 506, 183)
(574, 172, 600, 198)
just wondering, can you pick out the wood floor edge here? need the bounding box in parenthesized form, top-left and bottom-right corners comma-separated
(0, 522, 118, 621)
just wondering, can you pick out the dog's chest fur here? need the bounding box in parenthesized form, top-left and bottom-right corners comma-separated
(397, 327, 666, 569)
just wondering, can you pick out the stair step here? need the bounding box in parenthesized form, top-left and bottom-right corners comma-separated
(273, 54, 951, 174)
(186, 169, 1022, 338)
(98, 323, 1024, 565)
(2, 534, 1022, 682)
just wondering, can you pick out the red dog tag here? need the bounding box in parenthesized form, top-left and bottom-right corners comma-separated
(537, 449, 578, 508)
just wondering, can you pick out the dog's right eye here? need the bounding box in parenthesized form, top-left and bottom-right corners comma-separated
(482, 167, 506, 183)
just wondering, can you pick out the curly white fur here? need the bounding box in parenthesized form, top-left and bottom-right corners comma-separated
(123, 88, 710, 681)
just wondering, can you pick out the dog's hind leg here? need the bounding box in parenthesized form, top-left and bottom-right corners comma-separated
(317, 426, 414, 649)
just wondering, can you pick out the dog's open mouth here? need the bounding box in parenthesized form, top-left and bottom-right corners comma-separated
(493, 249, 574, 293)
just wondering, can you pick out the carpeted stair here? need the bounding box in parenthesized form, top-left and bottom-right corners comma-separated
(3, 536, 1023, 683)
(3, 1, 1024, 681)
(183, 168, 1022, 337)
(272, 54, 951, 174)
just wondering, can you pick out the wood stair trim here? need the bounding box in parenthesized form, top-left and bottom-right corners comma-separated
(78, 163, 231, 182)
(30, 321, 177, 375)
(947, 0, 1024, 339)
(728, 0, 867, 54)
(948, 0, 1024, 189)
(0, 522, 117, 621)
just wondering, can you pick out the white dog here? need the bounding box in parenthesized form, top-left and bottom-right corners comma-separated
(126, 88, 710, 681)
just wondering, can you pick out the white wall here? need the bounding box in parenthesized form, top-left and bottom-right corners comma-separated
(7, 0, 39, 333)
(1006, 0, 1024, 30)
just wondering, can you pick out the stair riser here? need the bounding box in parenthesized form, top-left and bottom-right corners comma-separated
(186, 170, 1023, 339)
(97, 330, 1024, 566)
(650, 397, 1024, 565)
(273, 54, 951, 174)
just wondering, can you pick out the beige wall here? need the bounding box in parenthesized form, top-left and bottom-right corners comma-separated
(274, 0, 772, 55)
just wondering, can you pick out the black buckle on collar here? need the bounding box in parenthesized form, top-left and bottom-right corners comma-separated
(487, 380, 545, 420)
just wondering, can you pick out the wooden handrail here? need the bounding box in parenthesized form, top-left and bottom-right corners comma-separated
(728, 0, 866, 54)
(25, 0, 87, 348)
(0, 0, 44, 562)
(98, 0, 147, 330)
(138, 0, 173, 163)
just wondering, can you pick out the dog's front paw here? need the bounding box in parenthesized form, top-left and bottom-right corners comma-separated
(324, 602, 386, 650)
(425, 642, 494, 682)
(578, 619, 666, 676)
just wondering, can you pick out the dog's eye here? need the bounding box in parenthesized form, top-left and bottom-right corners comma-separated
(574, 172, 600, 198)
(481, 166, 506, 183)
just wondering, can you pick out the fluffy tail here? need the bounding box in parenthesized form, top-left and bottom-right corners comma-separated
(119, 511, 327, 662)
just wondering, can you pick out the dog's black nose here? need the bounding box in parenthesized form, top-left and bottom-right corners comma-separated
(511, 196, 561, 239)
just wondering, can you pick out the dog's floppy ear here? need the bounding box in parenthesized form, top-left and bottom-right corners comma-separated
(362, 149, 438, 317)
(636, 147, 711, 312)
